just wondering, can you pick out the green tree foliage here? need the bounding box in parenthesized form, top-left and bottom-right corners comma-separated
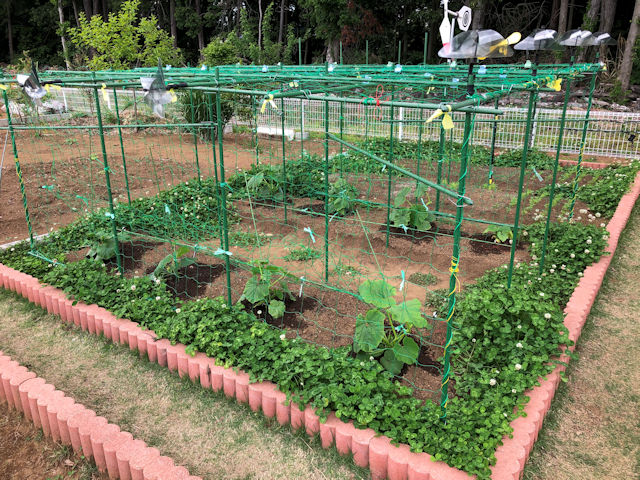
(69, 0, 182, 69)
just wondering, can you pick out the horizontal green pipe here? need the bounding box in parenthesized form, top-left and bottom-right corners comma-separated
(328, 133, 473, 205)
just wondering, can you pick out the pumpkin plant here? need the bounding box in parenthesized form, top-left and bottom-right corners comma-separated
(239, 260, 295, 319)
(149, 245, 196, 281)
(354, 278, 427, 374)
(389, 184, 435, 232)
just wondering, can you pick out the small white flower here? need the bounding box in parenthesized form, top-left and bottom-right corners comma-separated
(595, 212, 601, 218)
(584, 249, 590, 254)
(257, 309, 262, 315)
(130, 285, 136, 291)
(155, 278, 161, 284)
(175, 308, 181, 313)
(369, 356, 374, 361)
(472, 338, 476, 343)
(544, 313, 552, 319)
(512, 388, 517, 394)
(489, 378, 497, 386)
(600, 223, 606, 227)
(517, 324, 522, 329)
(10, 247, 15, 252)
(155, 296, 161, 301)
(280, 334, 286, 341)
(550, 269, 555, 273)
(570, 253, 575, 258)
(539, 292, 545, 297)
(360, 361, 365, 367)
(116, 289, 121, 293)
(503, 413, 508, 418)
(222, 304, 227, 308)
(579, 209, 587, 214)
(515, 364, 522, 370)
(578, 272, 584, 277)
(561, 264, 566, 270)
(516, 342, 523, 348)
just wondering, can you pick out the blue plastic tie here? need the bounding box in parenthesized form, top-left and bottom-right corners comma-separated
(399, 270, 406, 292)
(303, 227, 316, 243)
(214, 248, 233, 256)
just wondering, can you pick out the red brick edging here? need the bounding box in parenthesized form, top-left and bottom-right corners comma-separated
(0, 352, 201, 480)
(1, 169, 639, 480)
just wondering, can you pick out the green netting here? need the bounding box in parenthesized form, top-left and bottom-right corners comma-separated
(0, 61, 603, 418)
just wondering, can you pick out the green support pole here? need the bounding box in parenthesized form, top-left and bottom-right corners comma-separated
(323, 100, 330, 282)
(251, 94, 260, 165)
(298, 38, 302, 66)
(281, 96, 288, 224)
(340, 42, 343, 65)
(300, 98, 304, 158)
(92, 74, 122, 274)
(416, 108, 424, 185)
(507, 89, 537, 287)
(488, 97, 499, 184)
(398, 41, 402, 64)
(385, 89, 395, 247)
(435, 124, 445, 212)
(540, 78, 572, 272)
(207, 94, 224, 241)
(215, 74, 233, 306)
(366, 41, 369, 65)
(440, 110, 473, 422)
(2, 88, 35, 249)
(188, 89, 202, 184)
(339, 101, 344, 160)
(112, 87, 132, 204)
(569, 67, 598, 219)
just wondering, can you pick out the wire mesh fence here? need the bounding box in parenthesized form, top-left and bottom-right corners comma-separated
(10, 85, 640, 160)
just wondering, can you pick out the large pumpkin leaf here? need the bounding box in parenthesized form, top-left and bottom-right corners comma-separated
(354, 309, 385, 352)
(380, 349, 404, 375)
(268, 299, 285, 318)
(241, 276, 269, 304)
(392, 337, 420, 364)
(389, 298, 426, 328)
(359, 279, 396, 308)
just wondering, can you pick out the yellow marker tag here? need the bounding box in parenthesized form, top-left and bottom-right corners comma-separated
(101, 83, 109, 101)
(547, 78, 562, 91)
(442, 113, 454, 130)
(602, 64, 607, 71)
(169, 88, 177, 102)
(260, 94, 277, 114)
(47, 84, 62, 91)
(0, 84, 7, 91)
(425, 108, 443, 124)
(44, 84, 50, 92)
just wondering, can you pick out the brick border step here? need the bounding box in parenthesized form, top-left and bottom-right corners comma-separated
(0, 351, 201, 480)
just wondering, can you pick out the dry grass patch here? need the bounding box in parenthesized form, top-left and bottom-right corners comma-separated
(523, 205, 640, 480)
(0, 291, 368, 480)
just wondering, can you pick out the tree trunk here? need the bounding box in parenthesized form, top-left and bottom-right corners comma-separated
(550, 0, 560, 30)
(71, 0, 80, 27)
(326, 38, 338, 63)
(600, 0, 618, 57)
(82, 0, 92, 17)
(258, 0, 263, 50)
(57, 0, 71, 69)
(620, 0, 640, 92)
(169, 0, 177, 47)
(584, 0, 601, 30)
(472, 0, 486, 29)
(278, 0, 285, 44)
(558, 0, 569, 34)
(6, 0, 13, 63)
(101, 0, 107, 20)
(195, 0, 204, 51)
(92, 0, 99, 19)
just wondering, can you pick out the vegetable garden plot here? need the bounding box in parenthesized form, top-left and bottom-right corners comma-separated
(3, 62, 638, 478)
